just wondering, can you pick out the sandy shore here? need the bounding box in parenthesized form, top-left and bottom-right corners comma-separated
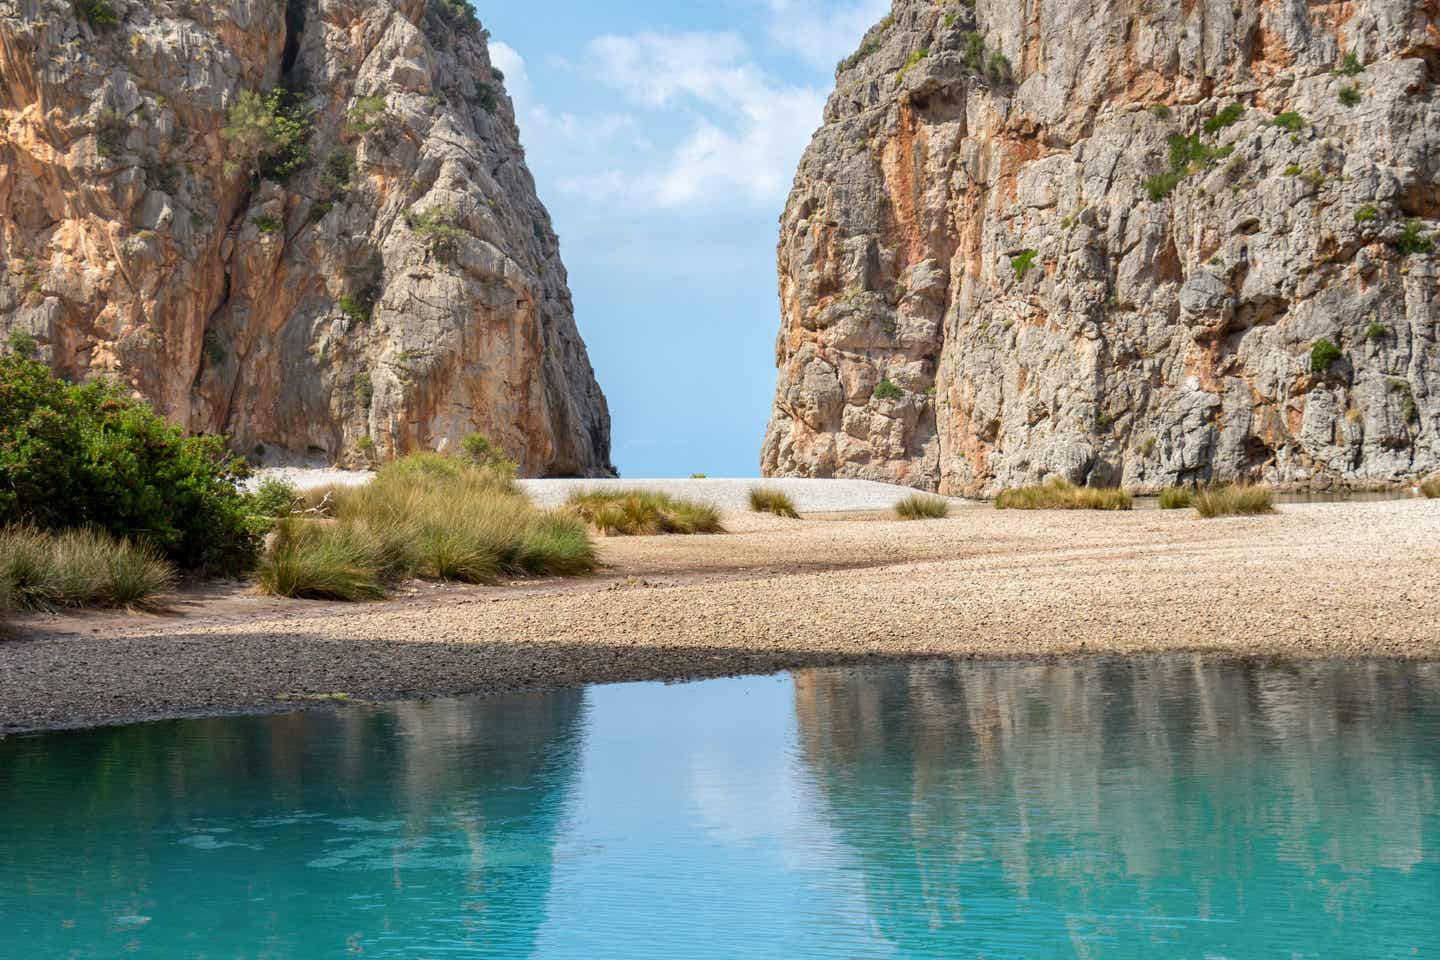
(2, 498, 1437, 733)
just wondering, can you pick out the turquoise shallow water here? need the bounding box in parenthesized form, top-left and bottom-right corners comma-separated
(2, 658, 1438, 959)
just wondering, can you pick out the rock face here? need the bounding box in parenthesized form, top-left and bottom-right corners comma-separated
(0, 0, 612, 475)
(762, 0, 1440, 494)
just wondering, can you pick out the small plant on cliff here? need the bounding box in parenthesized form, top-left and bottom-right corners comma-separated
(404, 205, 466, 262)
(897, 48, 929, 80)
(1011, 249, 1038, 280)
(6, 330, 37, 358)
(895, 494, 950, 520)
(222, 88, 312, 182)
(1272, 111, 1306, 132)
(1310, 338, 1343, 374)
(985, 51, 1013, 85)
(346, 95, 390, 134)
(1148, 104, 1173, 120)
(73, 0, 119, 28)
(1337, 52, 1365, 77)
(1395, 220, 1433, 256)
(1193, 485, 1276, 518)
(749, 487, 800, 519)
(252, 214, 283, 234)
(1203, 102, 1244, 134)
(1354, 205, 1378, 223)
(1337, 84, 1362, 107)
(1364, 321, 1389, 341)
(873, 378, 904, 401)
(459, 434, 518, 476)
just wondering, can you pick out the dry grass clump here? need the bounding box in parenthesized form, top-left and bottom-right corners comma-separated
(1422, 476, 1440, 499)
(1159, 486, 1194, 510)
(748, 487, 800, 519)
(894, 494, 950, 520)
(256, 455, 596, 601)
(566, 489, 724, 536)
(995, 479, 1134, 511)
(0, 526, 176, 612)
(1193, 485, 1276, 518)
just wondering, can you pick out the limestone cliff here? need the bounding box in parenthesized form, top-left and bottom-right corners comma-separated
(0, 0, 611, 475)
(762, 0, 1440, 494)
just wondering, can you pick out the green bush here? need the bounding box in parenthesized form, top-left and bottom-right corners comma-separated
(1337, 52, 1364, 77)
(1310, 339, 1342, 374)
(459, 433, 518, 475)
(0, 355, 259, 573)
(6, 330, 37, 358)
(248, 477, 301, 523)
(897, 49, 929, 79)
(995, 479, 1133, 511)
(0, 526, 176, 612)
(1193, 485, 1276, 518)
(749, 487, 800, 519)
(1355, 205, 1378, 223)
(346, 95, 389, 134)
(1396, 220, 1433, 256)
(1148, 104, 1172, 120)
(73, 0, 119, 28)
(1338, 84, 1361, 107)
(1364, 322, 1388, 341)
(873, 378, 904, 401)
(1272, 112, 1305, 132)
(1011, 249, 1038, 280)
(1145, 169, 1185, 201)
(1158, 486, 1194, 510)
(895, 494, 950, 520)
(566, 489, 724, 536)
(253, 214, 283, 234)
(404, 205, 466, 262)
(1203, 102, 1244, 134)
(221, 88, 312, 182)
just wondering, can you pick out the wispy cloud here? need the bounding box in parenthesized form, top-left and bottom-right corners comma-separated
(759, 0, 893, 69)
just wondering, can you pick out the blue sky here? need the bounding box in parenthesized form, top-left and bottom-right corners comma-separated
(480, 0, 889, 477)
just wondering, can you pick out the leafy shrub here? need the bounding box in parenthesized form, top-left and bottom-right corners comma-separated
(1193, 485, 1276, 518)
(1145, 169, 1185, 201)
(1272, 111, 1305, 131)
(459, 433, 518, 475)
(0, 525, 176, 612)
(73, 0, 119, 28)
(1011, 249, 1038, 280)
(248, 478, 301, 523)
(1158, 486, 1194, 510)
(897, 49, 929, 79)
(995, 479, 1133, 511)
(1396, 220, 1433, 255)
(873, 378, 904, 401)
(221, 88, 312, 181)
(0, 355, 259, 573)
(346, 95, 389, 134)
(566, 489, 724, 536)
(1148, 104, 1172, 120)
(1337, 52, 1364, 77)
(984, 51, 1012, 85)
(1354, 205, 1378, 223)
(404, 205, 466, 262)
(1203, 102, 1244, 134)
(6, 330, 37, 358)
(1310, 339, 1342, 373)
(258, 455, 597, 600)
(1338, 84, 1361, 107)
(1283, 164, 1303, 177)
(895, 494, 949, 520)
(338, 295, 371, 324)
(749, 487, 799, 519)
(1364, 322, 1388, 341)
(253, 214, 283, 234)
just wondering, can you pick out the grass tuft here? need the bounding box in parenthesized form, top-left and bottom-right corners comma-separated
(255, 455, 597, 600)
(1193, 485, 1276, 518)
(1420, 476, 1440, 499)
(0, 526, 176, 612)
(566, 489, 724, 536)
(749, 487, 800, 519)
(995, 479, 1133, 511)
(895, 494, 950, 520)
(1158, 486, 1194, 510)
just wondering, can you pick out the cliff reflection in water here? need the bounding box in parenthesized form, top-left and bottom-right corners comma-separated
(792, 658, 1440, 958)
(0, 690, 587, 957)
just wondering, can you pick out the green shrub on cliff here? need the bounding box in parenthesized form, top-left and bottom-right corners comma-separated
(0, 355, 259, 573)
(1310, 339, 1343, 374)
(73, 0, 119, 28)
(221, 88, 312, 182)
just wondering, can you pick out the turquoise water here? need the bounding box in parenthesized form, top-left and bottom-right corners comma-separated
(2, 659, 1438, 959)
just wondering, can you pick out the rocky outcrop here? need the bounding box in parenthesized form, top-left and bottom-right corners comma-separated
(762, 0, 1440, 494)
(0, 0, 611, 475)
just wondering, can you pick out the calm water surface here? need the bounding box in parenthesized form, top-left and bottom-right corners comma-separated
(2, 659, 1437, 959)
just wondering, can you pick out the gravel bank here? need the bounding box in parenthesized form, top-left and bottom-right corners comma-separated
(3, 500, 1437, 733)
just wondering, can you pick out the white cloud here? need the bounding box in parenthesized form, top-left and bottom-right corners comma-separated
(490, 41, 640, 157)
(761, 0, 893, 70)
(570, 30, 825, 211)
